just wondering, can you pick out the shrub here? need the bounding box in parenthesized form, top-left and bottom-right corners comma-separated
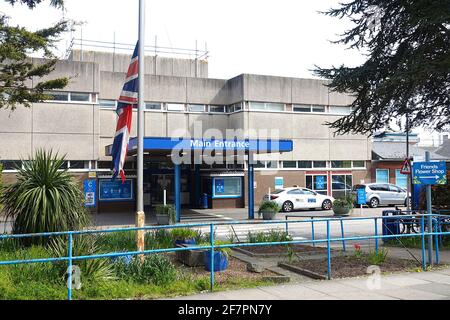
(367, 248, 389, 265)
(333, 194, 356, 208)
(171, 228, 200, 241)
(47, 235, 115, 283)
(258, 201, 280, 218)
(0, 150, 89, 243)
(247, 229, 292, 243)
(113, 254, 177, 285)
(155, 204, 176, 223)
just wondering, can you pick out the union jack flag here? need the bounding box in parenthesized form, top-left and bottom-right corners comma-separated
(111, 42, 139, 182)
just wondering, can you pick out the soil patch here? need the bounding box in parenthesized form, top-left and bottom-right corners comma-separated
(169, 253, 283, 284)
(233, 244, 331, 257)
(280, 255, 419, 279)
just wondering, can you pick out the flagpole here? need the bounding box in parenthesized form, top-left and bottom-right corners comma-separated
(136, 0, 145, 258)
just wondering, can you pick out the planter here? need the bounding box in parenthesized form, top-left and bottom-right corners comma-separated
(204, 251, 229, 272)
(174, 238, 196, 246)
(333, 205, 352, 216)
(175, 244, 205, 267)
(261, 211, 277, 220)
(156, 214, 173, 225)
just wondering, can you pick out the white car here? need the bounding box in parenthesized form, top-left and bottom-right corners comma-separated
(262, 187, 335, 212)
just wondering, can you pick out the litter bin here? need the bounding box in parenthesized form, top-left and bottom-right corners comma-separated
(382, 210, 400, 243)
(200, 193, 208, 209)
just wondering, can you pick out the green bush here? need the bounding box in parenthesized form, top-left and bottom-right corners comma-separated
(258, 201, 280, 218)
(171, 228, 200, 241)
(333, 194, 355, 208)
(0, 150, 89, 243)
(47, 235, 115, 283)
(155, 204, 176, 223)
(247, 229, 292, 243)
(113, 254, 177, 286)
(367, 248, 389, 265)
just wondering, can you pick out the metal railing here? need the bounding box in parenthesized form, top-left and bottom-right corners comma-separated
(0, 213, 449, 300)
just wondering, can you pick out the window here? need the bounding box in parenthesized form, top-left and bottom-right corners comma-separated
(228, 102, 243, 113)
(167, 103, 185, 112)
(145, 102, 162, 110)
(70, 93, 91, 102)
(209, 105, 225, 113)
(282, 161, 297, 169)
(254, 161, 266, 169)
(306, 175, 328, 195)
(97, 161, 112, 170)
(331, 161, 352, 168)
(312, 105, 326, 113)
(188, 104, 206, 112)
(313, 161, 327, 168)
(68, 161, 86, 170)
(266, 161, 278, 169)
(293, 105, 312, 112)
(332, 175, 353, 199)
(287, 189, 303, 195)
(376, 169, 389, 184)
(329, 106, 352, 115)
(353, 161, 365, 168)
(212, 177, 242, 198)
(298, 161, 313, 169)
(99, 100, 116, 108)
(389, 185, 402, 193)
(395, 169, 407, 189)
(249, 102, 285, 112)
(1, 160, 22, 171)
(46, 91, 69, 102)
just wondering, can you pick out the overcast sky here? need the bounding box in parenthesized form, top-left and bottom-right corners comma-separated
(1, 0, 446, 145)
(1, 0, 367, 79)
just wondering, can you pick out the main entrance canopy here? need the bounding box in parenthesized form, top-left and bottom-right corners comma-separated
(106, 137, 294, 221)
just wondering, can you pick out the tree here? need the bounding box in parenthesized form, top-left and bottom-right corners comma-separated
(0, 0, 68, 110)
(0, 150, 89, 243)
(314, 0, 450, 135)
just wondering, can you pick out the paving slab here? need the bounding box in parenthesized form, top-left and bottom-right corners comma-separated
(301, 281, 362, 294)
(377, 288, 447, 300)
(410, 283, 450, 297)
(381, 275, 432, 287)
(327, 291, 398, 300)
(258, 284, 331, 300)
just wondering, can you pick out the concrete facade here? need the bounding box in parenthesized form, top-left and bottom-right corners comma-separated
(1, 49, 372, 210)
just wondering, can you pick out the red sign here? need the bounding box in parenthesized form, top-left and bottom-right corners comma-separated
(400, 158, 411, 174)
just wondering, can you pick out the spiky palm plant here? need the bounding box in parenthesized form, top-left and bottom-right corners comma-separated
(0, 150, 89, 243)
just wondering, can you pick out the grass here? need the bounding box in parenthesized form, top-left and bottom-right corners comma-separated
(384, 235, 450, 249)
(247, 229, 292, 243)
(0, 232, 275, 300)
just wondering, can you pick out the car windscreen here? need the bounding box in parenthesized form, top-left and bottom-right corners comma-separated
(352, 184, 365, 191)
(271, 189, 285, 194)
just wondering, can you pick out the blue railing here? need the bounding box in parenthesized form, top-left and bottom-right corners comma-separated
(0, 212, 449, 300)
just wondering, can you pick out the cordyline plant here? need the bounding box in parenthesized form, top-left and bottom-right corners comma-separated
(0, 149, 89, 244)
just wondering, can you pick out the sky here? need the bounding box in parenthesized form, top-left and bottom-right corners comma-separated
(1, 0, 366, 79)
(1, 0, 446, 145)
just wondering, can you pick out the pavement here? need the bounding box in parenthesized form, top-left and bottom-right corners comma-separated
(168, 267, 450, 300)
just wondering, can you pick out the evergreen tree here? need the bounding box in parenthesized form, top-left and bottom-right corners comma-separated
(0, 0, 68, 110)
(314, 0, 450, 135)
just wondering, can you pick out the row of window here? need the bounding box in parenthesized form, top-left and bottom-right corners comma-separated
(375, 169, 407, 189)
(1, 160, 366, 172)
(254, 160, 366, 170)
(42, 91, 352, 115)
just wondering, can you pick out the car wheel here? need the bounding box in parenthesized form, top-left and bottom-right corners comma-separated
(404, 198, 412, 208)
(282, 201, 294, 212)
(369, 198, 379, 208)
(322, 199, 332, 210)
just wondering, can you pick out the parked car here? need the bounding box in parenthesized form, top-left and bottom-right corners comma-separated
(262, 187, 335, 212)
(351, 183, 411, 208)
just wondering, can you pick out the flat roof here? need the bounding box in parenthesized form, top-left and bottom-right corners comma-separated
(105, 137, 293, 156)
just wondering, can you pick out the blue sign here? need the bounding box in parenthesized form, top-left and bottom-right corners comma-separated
(99, 179, 134, 202)
(357, 188, 366, 205)
(315, 176, 325, 190)
(412, 162, 447, 185)
(215, 179, 225, 194)
(275, 177, 284, 189)
(83, 179, 97, 208)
